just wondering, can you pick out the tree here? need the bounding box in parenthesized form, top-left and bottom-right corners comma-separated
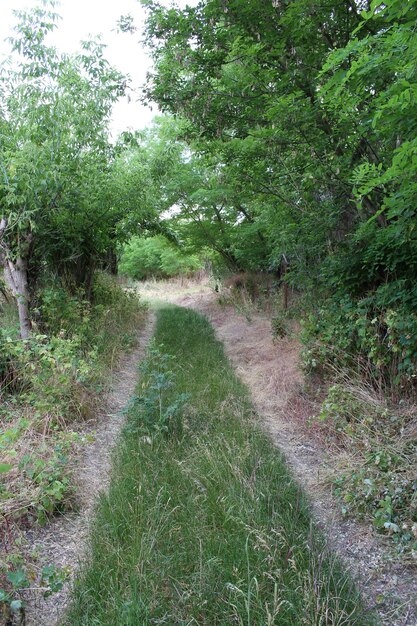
(0, 5, 125, 337)
(140, 0, 374, 281)
(139, 0, 417, 384)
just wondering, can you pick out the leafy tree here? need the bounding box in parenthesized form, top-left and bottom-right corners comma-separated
(140, 0, 371, 281)
(138, 0, 417, 386)
(119, 235, 202, 280)
(0, 5, 125, 337)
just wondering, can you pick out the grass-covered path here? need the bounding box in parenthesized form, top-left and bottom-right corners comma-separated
(67, 305, 372, 625)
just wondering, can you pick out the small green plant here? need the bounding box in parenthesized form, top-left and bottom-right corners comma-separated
(40, 563, 69, 597)
(0, 568, 29, 623)
(126, 342, 189, 439)
(0, 563, 69, 623)
(19, 448, 71, 524)
(271, 312, 288, 340)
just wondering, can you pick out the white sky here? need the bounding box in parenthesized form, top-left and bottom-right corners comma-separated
(0, 0, 196, 137)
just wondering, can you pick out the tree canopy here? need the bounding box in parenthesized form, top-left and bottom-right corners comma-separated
(131, 0, 417, 387)
(1, 0, 417, 386)
(0, 5, 131, 336)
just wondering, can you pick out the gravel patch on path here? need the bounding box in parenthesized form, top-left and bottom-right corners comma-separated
(23, 311, 156, 626)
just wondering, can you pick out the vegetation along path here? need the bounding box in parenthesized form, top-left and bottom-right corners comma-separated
(67, 305, 373, 625)
(23, 312, 156, 626)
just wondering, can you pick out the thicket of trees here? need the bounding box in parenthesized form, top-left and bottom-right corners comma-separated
(130, 0, 417, 391)
(1, 0, 416, 390)
(0, 6, 130, 338)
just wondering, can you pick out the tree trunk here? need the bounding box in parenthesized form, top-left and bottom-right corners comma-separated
(3, 256, 32, 340)
(106, 248, 118, 275)
(85, 260, 95, 302)
(0, 218, 32, 340)
(281, 254, 289, 311)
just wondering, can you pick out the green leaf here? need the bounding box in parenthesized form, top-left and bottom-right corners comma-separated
(10, 599, 23, 611)
(7, 570, 28, 588)
(0, 588, 10, 602)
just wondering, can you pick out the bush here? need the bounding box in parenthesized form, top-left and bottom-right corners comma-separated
(301, 291, 417, 392)
(38, 286, 89, 337)
(119, 235, 202, 280)
(0, 272, 147, 532)
(1, 273, 146, 410)
(90, 272, 147, 361)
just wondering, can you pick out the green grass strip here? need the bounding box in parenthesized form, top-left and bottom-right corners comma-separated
(67, 305, 374, 625)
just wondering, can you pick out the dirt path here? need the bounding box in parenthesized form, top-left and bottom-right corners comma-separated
(20, 283, 416, 625)
(171, 290, 416, 626)
(23, 312, 156, 626)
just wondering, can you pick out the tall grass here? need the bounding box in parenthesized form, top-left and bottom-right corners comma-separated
(67, 305, 374, 625)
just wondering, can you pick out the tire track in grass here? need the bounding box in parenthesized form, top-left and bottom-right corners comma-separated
(66, 305, 374, 626)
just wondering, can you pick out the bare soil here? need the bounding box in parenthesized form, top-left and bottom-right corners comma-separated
(165, 287, 416, 626)
(22, 312, 156, 626)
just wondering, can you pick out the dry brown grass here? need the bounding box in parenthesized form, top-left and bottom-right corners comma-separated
(134, 272, 211, 302)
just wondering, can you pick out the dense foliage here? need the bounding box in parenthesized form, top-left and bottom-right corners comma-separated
(119, 235, 202, 280)
(0, 6, 131, 339)
(134, 0, 417, 390)
(2, 2, 416, 386)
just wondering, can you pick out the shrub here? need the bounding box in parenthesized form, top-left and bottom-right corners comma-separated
(119, 235, 202, 280)
(90, 272, 147, 362)
(0, 272, 147, 532)
(301, 292, 417, 392)
(39, 286, 89, 337)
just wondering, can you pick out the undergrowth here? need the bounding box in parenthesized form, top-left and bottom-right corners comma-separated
(0, 272, 147, 621)
(67, 305, 373, 625)
(315, 380, 417, 561)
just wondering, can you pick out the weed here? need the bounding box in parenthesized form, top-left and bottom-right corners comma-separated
(0, 274, 147, 524)
(271, 311, 288, 339)
(125, 342, 189, 439)
(0, 561, 69, 624)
